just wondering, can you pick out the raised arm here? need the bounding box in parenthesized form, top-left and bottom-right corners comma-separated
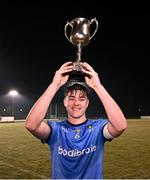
(81, 62, 127, 137)
(25, 62, 73, 140)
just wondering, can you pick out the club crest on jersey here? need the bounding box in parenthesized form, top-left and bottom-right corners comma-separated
(74, 129, 80, 139)
(87, 125, 93, 132)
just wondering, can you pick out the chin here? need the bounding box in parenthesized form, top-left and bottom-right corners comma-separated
(70, 113, 85, 119)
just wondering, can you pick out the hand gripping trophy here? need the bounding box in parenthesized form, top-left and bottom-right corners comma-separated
(64, 17, 98, 82)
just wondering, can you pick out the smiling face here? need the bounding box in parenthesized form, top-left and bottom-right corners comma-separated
(64, 89, 89, 122)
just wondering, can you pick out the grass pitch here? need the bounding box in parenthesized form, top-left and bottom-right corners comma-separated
(0, 119, 150, 179)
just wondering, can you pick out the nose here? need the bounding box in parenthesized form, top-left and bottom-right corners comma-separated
(74, 98, 80, 105)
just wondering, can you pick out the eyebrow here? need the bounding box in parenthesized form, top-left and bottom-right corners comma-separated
(67, 90, 88, 98)
(68, 95, 75, 98)
(68, 94, 87, 98)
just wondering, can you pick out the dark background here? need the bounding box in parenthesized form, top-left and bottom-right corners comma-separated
(0, 1, 149, 119)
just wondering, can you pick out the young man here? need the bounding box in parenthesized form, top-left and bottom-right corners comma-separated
(25, 61, 127, 179)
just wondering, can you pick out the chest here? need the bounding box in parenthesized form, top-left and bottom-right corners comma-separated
(58, 125, 99, 147)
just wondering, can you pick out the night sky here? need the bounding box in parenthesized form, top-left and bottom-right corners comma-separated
(0, 1, 149, 118)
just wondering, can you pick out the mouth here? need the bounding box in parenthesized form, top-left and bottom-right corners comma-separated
(72, 107, 81, 111)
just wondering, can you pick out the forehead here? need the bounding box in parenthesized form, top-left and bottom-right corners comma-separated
(67, 90, 87, 97)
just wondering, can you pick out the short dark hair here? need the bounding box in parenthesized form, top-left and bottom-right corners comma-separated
(64, 83, 90, 99)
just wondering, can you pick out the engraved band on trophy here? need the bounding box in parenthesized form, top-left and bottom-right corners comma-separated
(64, 17, 98, 73)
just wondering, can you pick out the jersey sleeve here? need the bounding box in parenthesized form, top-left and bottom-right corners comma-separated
(43, 120, 58, 144)
(99, 119, 109, 131)
(99, 119, 114, 141)
(97, 119, 113, 141)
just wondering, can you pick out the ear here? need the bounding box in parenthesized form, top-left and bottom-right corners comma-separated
(86, 99, 89, 108)
(63, 98, 67, 107)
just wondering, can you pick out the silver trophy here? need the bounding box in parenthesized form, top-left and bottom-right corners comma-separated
(64, 17, 98, 72)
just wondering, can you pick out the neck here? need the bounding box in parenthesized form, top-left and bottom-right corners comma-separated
(68, 115, 87, 125)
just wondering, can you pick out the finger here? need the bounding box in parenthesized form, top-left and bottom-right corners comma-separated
(82, 68, 93, 77)
(62, 68, 73, 74)
(81, 62, 95, 72)
(62, 65, 73, 72)
(58, 62, 73, 72)
(60, 63, 73, 71)
(60, 66, 74, 76)
(61, 61, 73, 68)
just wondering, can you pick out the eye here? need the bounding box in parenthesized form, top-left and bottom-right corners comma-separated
(68, 97, 75, 100)
(80, 98, 86, 101)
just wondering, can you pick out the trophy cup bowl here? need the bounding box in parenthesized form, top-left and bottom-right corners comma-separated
(64, 17, 98, 82)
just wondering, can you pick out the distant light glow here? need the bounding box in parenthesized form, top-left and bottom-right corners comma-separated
(9, 90, 18, 96)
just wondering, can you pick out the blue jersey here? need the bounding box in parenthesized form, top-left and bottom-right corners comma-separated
(45, 119, 109, 179)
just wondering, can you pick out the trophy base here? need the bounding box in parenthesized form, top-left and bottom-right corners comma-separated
(73, 62, 82, 71)
(68, 71, 85, 82)
(66, 71, 90, 92)
(63, 61, 90, 82)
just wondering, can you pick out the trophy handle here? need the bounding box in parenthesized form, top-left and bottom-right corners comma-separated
(64, 21, 73, 43)
(89, 18, 99, 40)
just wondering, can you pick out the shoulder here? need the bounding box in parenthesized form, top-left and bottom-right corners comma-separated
(43, 120, 67, 144)
(88, 119, 113, 140)
(88, 118, 108, 127)
(47, 119, 67, 128)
